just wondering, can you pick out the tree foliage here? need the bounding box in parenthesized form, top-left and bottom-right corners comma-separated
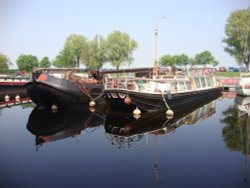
(175, 54, 189, 66)
(223, 7, 250, 70)
(105, 30, 138, 69)
(220, 105, 250, 154)
(193, 51, 219, 67)
(0, 53, 10, 71)
(159, 54, 176, 67)
(53, 51, 76, 68)
(159, 51, 218, 67)
(53, 34, 88, 68)
(39, 57, 51, 68)
(83, 35, 106, 70)
(52, 31, 137, 69)
(16, 54, 39, 72)
(159, 53, 191, 67)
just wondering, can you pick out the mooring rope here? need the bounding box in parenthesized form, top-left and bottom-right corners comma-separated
(161, 92, 170, 110)
(70, 80, 94, 101)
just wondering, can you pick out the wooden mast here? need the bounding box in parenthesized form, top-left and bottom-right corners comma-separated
(153, 22, 159, 77)
(153, 17, 165, 77)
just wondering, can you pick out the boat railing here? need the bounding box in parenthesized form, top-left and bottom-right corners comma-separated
(0, 76, 30, 82)
(187, 68, 217, 77)
(34, 68, 102, 83)
(104, 76, 191, 93)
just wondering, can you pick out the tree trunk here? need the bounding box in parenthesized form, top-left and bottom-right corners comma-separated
(76, 56, 80, 68)
(246, 53, 250, 72)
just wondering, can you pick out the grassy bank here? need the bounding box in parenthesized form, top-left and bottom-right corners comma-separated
(216, 72, 241, 77)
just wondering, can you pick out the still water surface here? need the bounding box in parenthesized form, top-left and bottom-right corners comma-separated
(0, 93, 250, 188)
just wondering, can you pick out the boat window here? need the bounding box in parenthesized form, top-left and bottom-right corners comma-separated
(201, 78, 206, 87)
(177, 81, 185, 91)
(186, 82, 192, 90)
(170, 82, 177, 92)
(206, 77, 211, 87)
(194, 78, 201, 88)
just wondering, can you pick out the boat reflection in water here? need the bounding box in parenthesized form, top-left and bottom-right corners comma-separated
(105, 92, 221, 149)
(235, 95, 250, 116)
(27, 106, 105, 150)
(26, 91, 221, 150)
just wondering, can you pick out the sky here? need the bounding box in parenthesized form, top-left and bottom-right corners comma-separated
(0, 0, 250, 69)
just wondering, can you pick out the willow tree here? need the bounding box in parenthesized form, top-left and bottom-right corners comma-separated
(83, 35, 107, 70)
(53, 34, 88, 68)
(223, 7, 250, 70)
(104, 30, 138, 69)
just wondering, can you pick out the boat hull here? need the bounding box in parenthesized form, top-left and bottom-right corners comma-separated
(26, 72, 103, 109)
(103, 87, 222, 112)
(27, 106, 105, 146)
(105, 90, 220, 135)
(235, 73, 250, 96)
(236, 86, 250, 96)
(0, 77, 30, 88)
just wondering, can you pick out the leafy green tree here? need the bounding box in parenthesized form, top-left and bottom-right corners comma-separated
(159, 54, 190, 67)
(174, 54, 189, 67)
(223, 7, 250, 70)
(39, 57, 51, 68)
(159, 54, 176, 67)
(53, 51, 76, 68)
(189, 57, 196, 67)
(193, 51, 219, 67)
(0, 53, 11, 71)
(105, 30, 138, 69)
(16, 54, 38, 72)
(84, 35, 107, 69)
(53, 34, 88, 68)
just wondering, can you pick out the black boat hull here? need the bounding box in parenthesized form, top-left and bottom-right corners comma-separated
(104, 91, 221, 149)
(103, 87, 222, 112)
(26, 72, 103, 109)
(27, 106, 105, 146)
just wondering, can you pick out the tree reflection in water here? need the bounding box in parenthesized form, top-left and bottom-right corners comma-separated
(221, 95, 250, 183)
(221, 101, 250, 154)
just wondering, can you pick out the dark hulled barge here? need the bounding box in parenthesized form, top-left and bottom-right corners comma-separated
(102, 68, 222, 112)
(25, 67, 153, 109)
(25, 68, 104, 109)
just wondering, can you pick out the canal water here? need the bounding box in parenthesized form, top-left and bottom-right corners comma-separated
(0, 91, 250, 188)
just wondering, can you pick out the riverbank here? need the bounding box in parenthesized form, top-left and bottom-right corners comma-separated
(216, 72, 240, 77)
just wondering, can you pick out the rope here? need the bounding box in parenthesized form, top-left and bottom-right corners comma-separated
(94, 93, 104, 102)
(79, 82, 94, 101)
(161, 92, 170, 110)
(70, 79, 94, 101)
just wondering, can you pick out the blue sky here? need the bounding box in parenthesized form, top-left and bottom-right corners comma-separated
(0, 0, 249, 69)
